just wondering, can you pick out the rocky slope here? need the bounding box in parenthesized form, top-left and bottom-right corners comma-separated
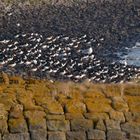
(0, 73, 140, 140)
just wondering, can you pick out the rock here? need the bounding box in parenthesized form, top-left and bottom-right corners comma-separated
(124, 112, 134, 122)
(109, 110, 125, 122)
(124, 112, 140, 122)
(107, 130, 126, 140)
(65, 113, 84, 120)
(66, 131, 86, 140)
(87, 129, 106, 140)
(86, 101, 112, 113)
(3, 133, 30, 140)
(124, 95, 140, 105)
(46, 115, 65, 120)
(71, 119, 93, 131)
(124, 84, 140, 96)
(112, 97, 129, 112)
(17, 92, 43, 111)
(84, 113, 109, 121)
(1, 72, 9, 85)
(84, 88, 105, 99)
(65, 100, 86, 113)
(9, 104, 23, 119)
(121, 122, 140, 135)
(0, 133, 1, 140)
(24, 110, 46, 119)
(0, 104, 8, 134)
(85, 97, 112, 104)
(42, 101, 64, 115)
(8, 118, 28, 133)
(9, 76, 25, 85)
(105, 119, 121, 130)
(96, 119, 106, 131)
(129, 134, 140, 140)
(132, 113, 140, 123)
(0, 104, 7, 119)
(47, 120, 70, 131)
(129, 103, 140, 113)
(24, 111, 46, 130)
(0, 120, 8, 134)
(0, 91, 15, 111)
(125, 96, 140, 112)
(28, 117, 46, 131)
(30, 129, 47, 140)
(103, 84, 121, 97)
(48, 132, 66, 140)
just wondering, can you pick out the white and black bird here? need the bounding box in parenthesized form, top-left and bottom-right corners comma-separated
(0, 32, 139, 83)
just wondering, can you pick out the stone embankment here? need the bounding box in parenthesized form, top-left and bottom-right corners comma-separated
(0, 73, 140, 140)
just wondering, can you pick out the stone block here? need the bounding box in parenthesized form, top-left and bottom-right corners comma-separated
(86, 101, 112, 113)
(8, 118, 28, 133)
(24, 110, 46, 130)
(84, 113, 109, 121)
(47, 120, 70, 131)
(0, 104, 8, 134)
(18, 93, 43, 111)
(0, 104, 7, 120)
(65, 100, 86, 113)
(0, 119, 8, 134)
(24, 110, 46, 118)
(84, 89, 105, 99)
(1, 72, 9, 85)
(103, 84, 122, 97)
(124, 112, 140, 123)
(124, 112, 133, 122)
(124, 96, 140, 105)
(42, 101, 64, 115)
(65, 113, 84, 120)
(9, 104, 23, 119)
(121, 122, 140, 135)
(130, 134, 140, 140)
(132, 113, 140, 123)
(107, 130, 126, 140)
(125, 96, 140, 112)
(3, 133, 30, 140)
(109, 110, 125, 122)
(66, 131, 86, 140)
(87, 129, 106, 140)
(130, 104, 140, 113)
(112, 97, 129, 112)
(105, 119, 121, 130)
(46, 115, 65, 120)
(95, 119, 106, 131)
(71, 119, 93, 131)
(30, 129, 47, 140)
(28, 118, 46, 130)
(124, 85, 140, 96)
(48, 132, 66, 140)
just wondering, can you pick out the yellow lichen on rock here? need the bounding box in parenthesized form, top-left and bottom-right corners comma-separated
(65, 100, 86, 113)
(102, 84, 122, 97)
(8, 117, 28, 133)
(124, 84, 140, 96)
(1, 72, 9, 85)
(0, 74, 140, 139)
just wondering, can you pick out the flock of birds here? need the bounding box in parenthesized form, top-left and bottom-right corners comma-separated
(0, 32, 140, 83)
